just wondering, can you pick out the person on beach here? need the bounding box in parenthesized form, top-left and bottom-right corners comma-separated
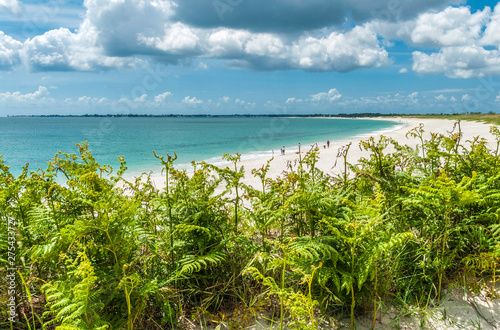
(327, 140, 330, 148)
(283, 146, 285, 155)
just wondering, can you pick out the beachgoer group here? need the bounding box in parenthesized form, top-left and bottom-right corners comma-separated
(277, 141, 330, 156)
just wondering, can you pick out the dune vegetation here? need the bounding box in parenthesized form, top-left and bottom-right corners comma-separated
(1, 121, 500, 329)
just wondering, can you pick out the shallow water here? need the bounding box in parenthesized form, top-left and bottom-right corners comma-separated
(0, 116, 399, 177)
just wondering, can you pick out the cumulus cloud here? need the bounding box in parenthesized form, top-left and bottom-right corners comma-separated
(399, 68, 408, 73)
(413, 46, 500, 78)
(137, 22, 201, 54)
(19, 22, 136, 72)
(154, 91, 172, 103)
(207, 25, 390, 71)
(435, 94, 447, 101)
(290, 25, 390, 72)
(0, 32, 22, 70)
(0, 0, 22, 14)
(71, 96, 110, 106)
(134, 94, 148, 103)
(310, 89, 342, 102)
(234, 98, 256, 109)
(84, 0, 177, 57)
(0, 86, 49, 102)
(387, 4, 500, 79)
(410, 6, 490, 47)
(481, 3, 500, 45)
(183, 96, 203, 107)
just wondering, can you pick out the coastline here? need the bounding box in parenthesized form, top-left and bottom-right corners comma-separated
(148, 117, 499, 190)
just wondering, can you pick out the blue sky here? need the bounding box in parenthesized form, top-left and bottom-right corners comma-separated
(2, 0, 500, 115)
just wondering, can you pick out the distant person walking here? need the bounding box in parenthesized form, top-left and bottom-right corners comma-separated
(283, 146, 285, 155)
(327, 140, 330, 148)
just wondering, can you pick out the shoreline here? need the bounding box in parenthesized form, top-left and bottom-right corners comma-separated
(120, 116, 403, 180)
(148, 117, 499, 190)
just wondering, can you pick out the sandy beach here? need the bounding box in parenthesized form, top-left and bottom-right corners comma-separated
(149, 117, 500, 191)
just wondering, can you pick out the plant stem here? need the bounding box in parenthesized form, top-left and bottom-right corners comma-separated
(438, 211, 450, 302)
(371, 261, 378, 330)
(280, 250, 286, 330)
(351, 284, 355, 330)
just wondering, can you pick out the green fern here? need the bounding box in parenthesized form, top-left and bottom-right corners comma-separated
(178, 250, 227, 275)
(42, 252, 109, 330)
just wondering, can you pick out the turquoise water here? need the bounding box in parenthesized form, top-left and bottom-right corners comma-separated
(0, 117, 400, 177)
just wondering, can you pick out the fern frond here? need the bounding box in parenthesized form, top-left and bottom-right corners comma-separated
(178, 250, 226, 275)
(289, 236, 339, 264)
(174, 224, 212, 239)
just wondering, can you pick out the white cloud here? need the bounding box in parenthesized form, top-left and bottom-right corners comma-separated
(134, 94, 148, 103)
(74, 96, 110, 105)
(216, 27, 385, 71)
(450, 96, 457, 101)
(154, 91, 172, 103)
(290, 25, 390, 72)
(435, 94, 447, 101)
(0, 32, 22, 70)
(245, 34, 285, 57)
(0, 86, 49, 102)
(374, 5, 500, 79)
(410, 6, 490, 47)
(482, 3, 500, 45)
(137, 22, 200, 54)
(20, 23, 135, 72)
(84, 0, 177, 56)
(462, 94, 471, 101)
(412, 46, 500, 78)
(233, 98, 256, 109)
(310, 89, 342, 102)
(183, 96, 203, 107)
(219, 96, 230, 102)
(207, 29, 251, 57)
(0, 0, 22, 14)
(206, 24, 390, 72)
(399, 68, 408, 73)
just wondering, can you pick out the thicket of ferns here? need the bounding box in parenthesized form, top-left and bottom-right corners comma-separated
(1, 121, 500, 329)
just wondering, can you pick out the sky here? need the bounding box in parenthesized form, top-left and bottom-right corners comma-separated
(2, 0, 500, 115)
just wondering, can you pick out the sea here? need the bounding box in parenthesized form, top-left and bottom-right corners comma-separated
(0, 116, 402, 178)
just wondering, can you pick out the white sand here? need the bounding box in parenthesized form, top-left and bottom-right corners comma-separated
(149, 117, 500, 191)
